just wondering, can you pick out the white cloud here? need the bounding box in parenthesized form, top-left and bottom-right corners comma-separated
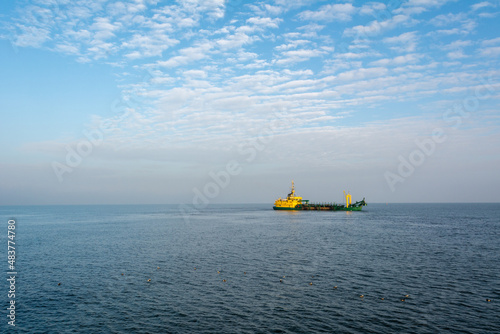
(216, 32, 257, 50)
(122, 34, 179, 59)
(428, 12, 477, 36)
(264, 4, 284, 16)
(275, 39, 312, 51)
(405, 0, 451, 6)
(299, 3, 357, 22)
(442, 39, 472, 59)
(481, 37, 500, 46)
(471, 1, 494, 11)
(336, 67, 389, 82)
(359, 2, 387, 16)
(184, 69, 208, 79)
(12, 25, 51, 47)
(297, 23, 325, 33)
(477, 11, 500, 18)
(343, 15, 416, 37)
(156, 0, 225, 23)
(53, 43, 80, 55)
(107, 1, 147, 17)
(395, 0, 457, 16)
(479, 46, 500, 57)
(443, 40, 472, 50)
(428, 19, 477, 36)
(430, 28, 459, 36)
(383, 31, 419, 52)
(275, 48, 327, 65)
(64, 29, 92, 41)
(157, 42, 214, 68)
(88, 40, 117, 59)
(402, 0, 455, 10)
(370, 54, 422, 66)
(90, 17, 122, 40)
(246, 17, 282, 28)
(447, 50, 467, 59)
(429, 12, 467, 27)
(273, 0, 323, 11)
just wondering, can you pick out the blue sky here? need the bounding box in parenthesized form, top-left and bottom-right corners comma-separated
(1, 0, 499, 205)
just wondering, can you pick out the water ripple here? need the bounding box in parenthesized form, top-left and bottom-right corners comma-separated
(1, 204, 499, 333)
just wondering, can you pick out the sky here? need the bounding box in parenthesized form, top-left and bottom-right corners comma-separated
(1, 0, 499, 205)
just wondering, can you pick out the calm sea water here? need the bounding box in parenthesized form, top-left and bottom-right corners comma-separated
(1, 203, 499, 333)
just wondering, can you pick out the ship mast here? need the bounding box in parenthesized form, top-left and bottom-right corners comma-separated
(288, 180, 295, 199)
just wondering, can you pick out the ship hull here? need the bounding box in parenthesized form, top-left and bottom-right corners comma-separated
(273, 205, 364, 211)
(273, 206, 301, 210)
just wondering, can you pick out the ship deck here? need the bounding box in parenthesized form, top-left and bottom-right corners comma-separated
(300, 203, 363, 211)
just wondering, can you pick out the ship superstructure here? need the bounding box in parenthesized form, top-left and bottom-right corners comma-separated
(273, 181, 309, 210)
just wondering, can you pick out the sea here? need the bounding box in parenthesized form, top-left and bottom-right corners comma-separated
(1, 203, 499, 333)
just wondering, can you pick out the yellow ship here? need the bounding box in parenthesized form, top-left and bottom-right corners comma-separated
(273, 181, 366, 211)
(273, 181, 308, 210)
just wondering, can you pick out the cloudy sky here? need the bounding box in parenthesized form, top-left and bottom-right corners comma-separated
(1, 0, 499, 205)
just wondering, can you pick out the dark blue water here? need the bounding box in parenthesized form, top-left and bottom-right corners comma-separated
(1, 204, 499, 333)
